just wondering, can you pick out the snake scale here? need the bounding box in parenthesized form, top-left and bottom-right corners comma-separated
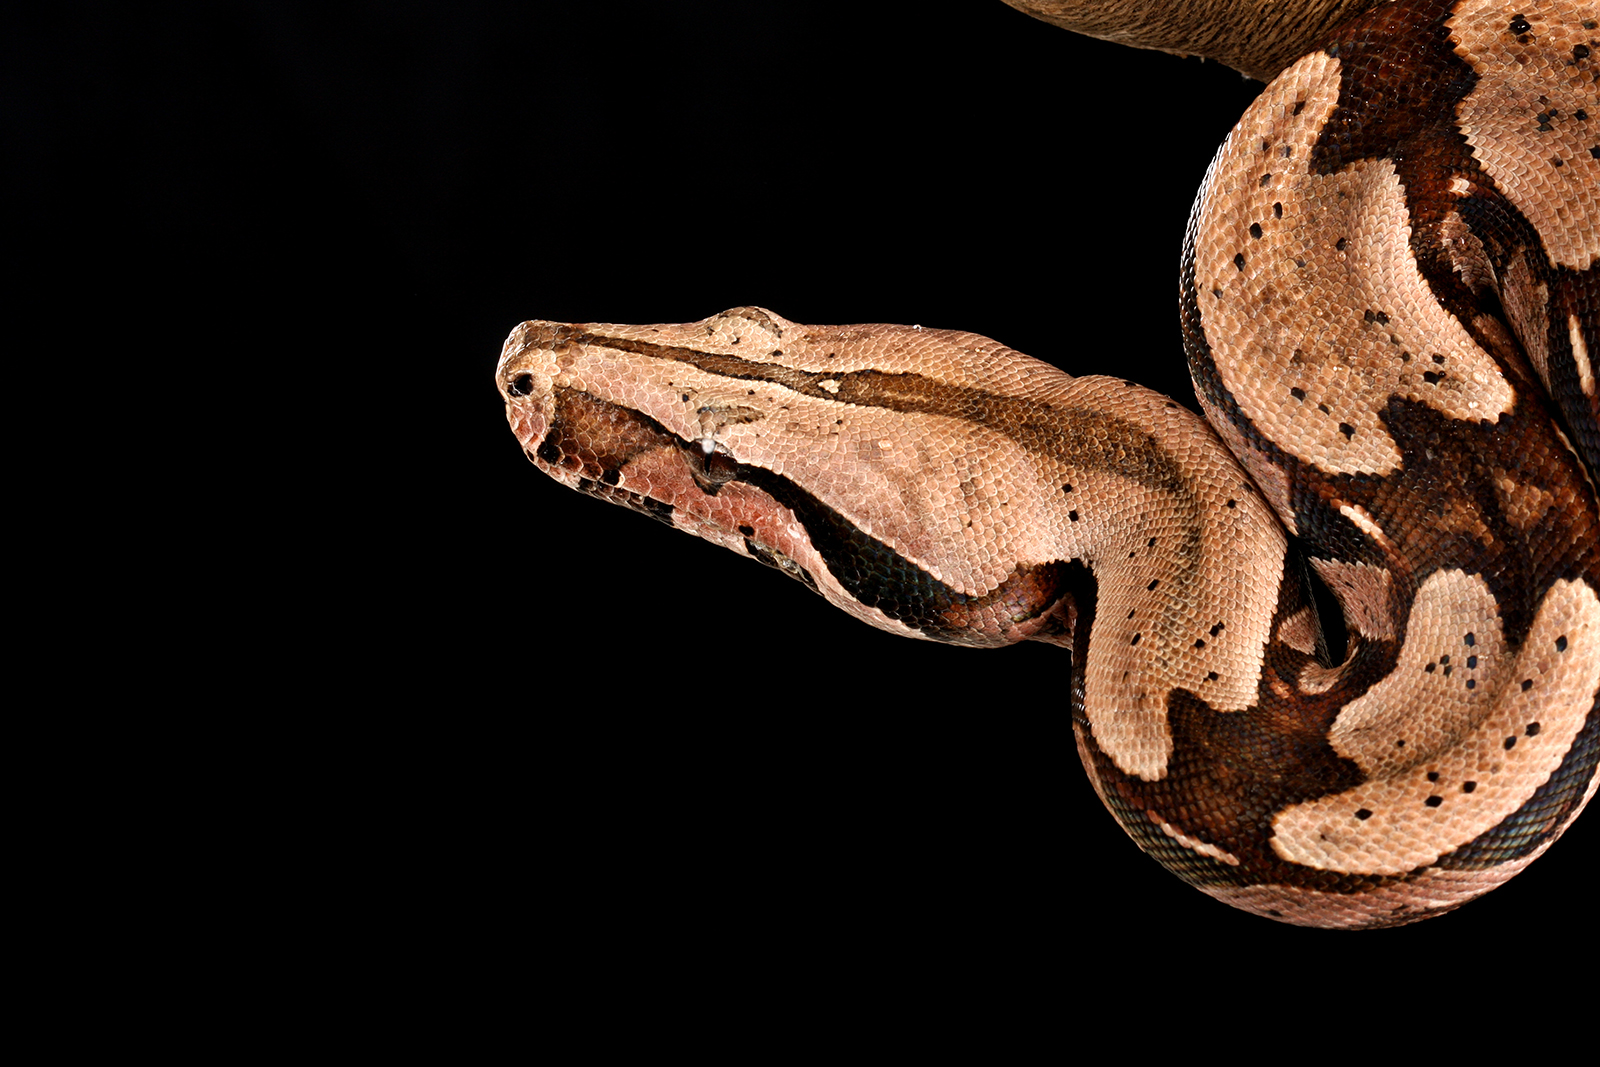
(498, 0, 1598, 927)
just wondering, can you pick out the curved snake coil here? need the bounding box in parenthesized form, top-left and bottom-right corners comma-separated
(497, 0, 1599, 927)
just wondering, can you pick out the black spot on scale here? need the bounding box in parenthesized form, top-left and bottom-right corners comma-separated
(1427, 771, 1440, 781)
(1522, 678, 1534, 691)
(1292, 100, 1306, 116)
(1463, 781, 1477, 793)
(1339, 422, 1356, 439)
(1508, 14, 1531, 35)
(1068, 510, 1079, 522)
(1574, 43, 1591, 60)
(737, 524, 755, 536)
(1249, 223, 1263, 239)
(1209, 622, 1225, 636)
(1205, 671, 1219, 681)
(1526, 721, 1541, 736)
(1291, 386, 1306, 400)
(1335, 237, 1348, 251)
(1425, 795, 1443, 808)
(1131, 633, 1141, 646)
(1273, 202, 1283, 218)
(1467, 655, 1477, 668)
(1465, 632, 1476, 646)
(1226, 499, 1237, 508)
(1258, 173, 1272, 187)
(1356, 808, 1373, 820)
(1147, 579, 1160, 591)
(1556, 634, 1569, 651)
(1504, 735, 1517, 750)
(1061, 482, 1074, 493)
(1234, 253, 1246, 271)
(1591, 146, 1600, 159)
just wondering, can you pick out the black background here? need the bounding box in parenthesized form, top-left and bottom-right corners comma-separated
(23, 1, 1595, 1004)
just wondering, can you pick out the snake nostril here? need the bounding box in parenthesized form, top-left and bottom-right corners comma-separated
(508, 373, 535, 397)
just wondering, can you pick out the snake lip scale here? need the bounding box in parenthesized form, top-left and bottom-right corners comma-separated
(499, 0, 1599, 928)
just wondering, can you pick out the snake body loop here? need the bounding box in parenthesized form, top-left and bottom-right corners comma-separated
(498, 0, 1599, 927)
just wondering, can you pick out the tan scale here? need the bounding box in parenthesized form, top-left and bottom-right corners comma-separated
(501, 310, 1284, 787)
(1273, 579, 1600, 875)
(1325, 568, 1510, 781)
(1450, 0, 1600, 272)
(499, 0, 1599, 928)
(1571, 314, 1596, 395)
(1201, 852, 1553, 925)
(1307, 558, 1397, 641)
(1192, 52, 1516, 479)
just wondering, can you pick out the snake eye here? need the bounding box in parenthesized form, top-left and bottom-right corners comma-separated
(704, 450, 738, 483)
(508, 373, 535, 397)
(686, 443, 739, 493)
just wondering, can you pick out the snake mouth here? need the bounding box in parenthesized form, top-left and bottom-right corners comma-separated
(524, 385, 1078, 645)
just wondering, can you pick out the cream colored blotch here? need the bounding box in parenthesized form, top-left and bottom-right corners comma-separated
(1272, 578, 1600, 875)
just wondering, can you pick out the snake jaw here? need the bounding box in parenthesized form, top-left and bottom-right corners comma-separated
(497, 0, 1600, 926)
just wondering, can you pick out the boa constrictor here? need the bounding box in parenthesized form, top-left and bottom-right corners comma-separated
(497, 0, 1599, 927)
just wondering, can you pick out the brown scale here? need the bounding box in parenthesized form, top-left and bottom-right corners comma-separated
(1171, 0, 1599, 922)
(501, 0, 1600, 928)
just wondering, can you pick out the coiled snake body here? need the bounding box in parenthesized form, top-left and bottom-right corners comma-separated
(498, 0, 1599, 927)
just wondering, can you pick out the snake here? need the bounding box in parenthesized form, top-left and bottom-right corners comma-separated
(496, 0, 1599, 927)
